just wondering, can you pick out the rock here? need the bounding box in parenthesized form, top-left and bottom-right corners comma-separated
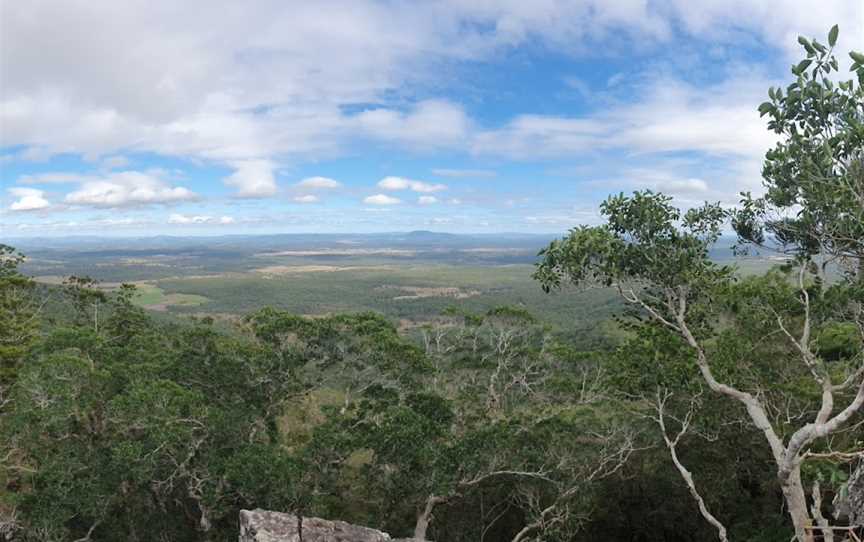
(239, 509, 394, 542)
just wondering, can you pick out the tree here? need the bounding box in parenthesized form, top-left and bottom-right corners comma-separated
(0, 245, 40, 394)
(737, 25, 864, 279)
(394, 308, 634, 541)
(0, 246, 41, 539)
(536, 189, 863, 539)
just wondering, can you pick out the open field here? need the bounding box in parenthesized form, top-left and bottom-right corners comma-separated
(13, 232, 781, 345)
(130, 283, 210, 311)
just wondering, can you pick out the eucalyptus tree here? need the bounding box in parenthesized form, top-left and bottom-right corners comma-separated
(536, 28, 864, 541)
(536, 190, 863, 541)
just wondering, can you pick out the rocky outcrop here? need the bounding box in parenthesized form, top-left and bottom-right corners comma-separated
(239, 509, 423, 542)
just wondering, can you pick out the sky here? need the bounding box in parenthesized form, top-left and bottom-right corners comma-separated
(1, 1, 863, 237)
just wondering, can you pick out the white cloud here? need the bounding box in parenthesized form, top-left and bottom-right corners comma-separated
(54, 171, 198, 207)
(377, 176, 447, 193)
(8, 188, 51, 211)
(2, 1, 860, 166)
(168, 213, 235, 225)
(293, 194, 320, 203)
(524, 206, 601, 226)
(295, 176, 342, 189)
(354, 100, 469, 147)
(663, 0, 863, 60)
(417, 195, 438, 205)
(473, 73, 780, 159)
(363, 194, 402, 205)
(432, 168, 497, 178)
(653, 177, 708, 196)
(223, 160, 278, 198)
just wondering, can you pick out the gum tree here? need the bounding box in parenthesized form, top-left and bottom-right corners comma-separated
(536, 28, 864, 541)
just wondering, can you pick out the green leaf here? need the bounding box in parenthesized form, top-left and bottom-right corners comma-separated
(796, 59, 813, 73)
(798, 36, 815, 55)
(828, 24, 839, 47)
(850, 51, 864, 65)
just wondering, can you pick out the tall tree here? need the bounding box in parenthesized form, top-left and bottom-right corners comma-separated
(537, 37, 864, 536)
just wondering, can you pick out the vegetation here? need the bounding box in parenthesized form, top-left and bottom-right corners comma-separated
(0, 27, 862, 542)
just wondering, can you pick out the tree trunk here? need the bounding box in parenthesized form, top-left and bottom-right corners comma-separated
(414, 495, 445, 540)
(780, 466, 814, 542)
(810, 481, 834, 542)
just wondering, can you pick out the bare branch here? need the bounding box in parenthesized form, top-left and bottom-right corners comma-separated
(653, 389, 729, 542)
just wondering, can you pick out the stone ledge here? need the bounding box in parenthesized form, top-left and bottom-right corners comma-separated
(239, 509, 424, 542)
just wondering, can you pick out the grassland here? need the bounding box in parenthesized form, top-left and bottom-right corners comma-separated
(151, 263, 622, 341)
(15, 233, 780, 346)
(131, 283, 210, 311)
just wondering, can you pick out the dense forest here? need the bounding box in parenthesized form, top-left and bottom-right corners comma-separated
(1, 28, 863, 542)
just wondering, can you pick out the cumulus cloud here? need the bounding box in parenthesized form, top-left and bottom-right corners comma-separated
(223, 160, 278, 198)
(295, 176, 342, 189)
(168, 213, 235, 225)
(417, 195, 438, 205)
(8, 188, 51, 211)
(63, 171, 197, 207)
(11, 0, 845, 165)
(354, 100, 469, 147)
(377, 176, 447, 193)
(363, 194, 401, 205)
(2, 1, 860, 163)
(293, 194, 320, 203)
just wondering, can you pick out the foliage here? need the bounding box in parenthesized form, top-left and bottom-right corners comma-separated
(0, 245, 39, 388)
(736, 25, 864, 266)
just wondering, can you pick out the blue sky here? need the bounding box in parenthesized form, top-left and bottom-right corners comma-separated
(2, 1, 862, 236)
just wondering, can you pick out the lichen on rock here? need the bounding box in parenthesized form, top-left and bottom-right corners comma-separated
(239, 509, 397, 542)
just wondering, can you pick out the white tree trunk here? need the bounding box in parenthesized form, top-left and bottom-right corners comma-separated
(780, 466, 814, 542)
(414, 495, 446, 540)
